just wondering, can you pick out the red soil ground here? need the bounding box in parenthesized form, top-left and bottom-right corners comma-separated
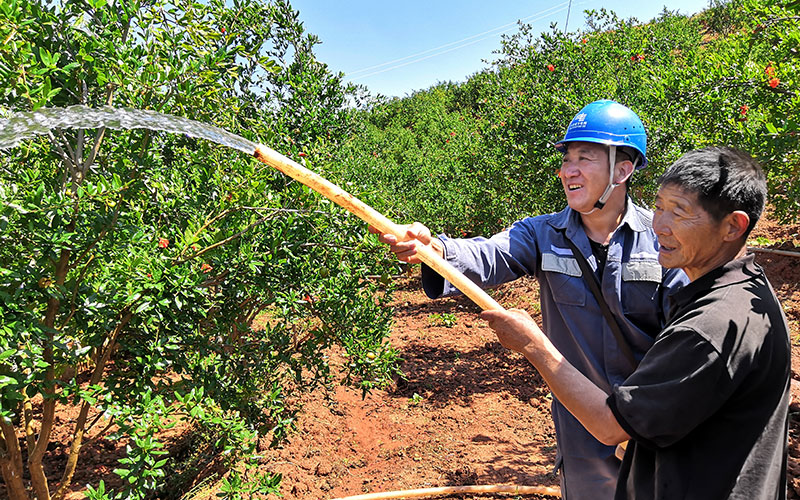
(3, 213, 799, 500)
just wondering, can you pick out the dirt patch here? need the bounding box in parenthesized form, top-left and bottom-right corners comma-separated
(749, 213, 800, 379)
(3, 213, 799, 500)
(257, 284, 559, 500)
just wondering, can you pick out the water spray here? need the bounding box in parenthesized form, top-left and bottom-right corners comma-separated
(0, 106, 507, 312)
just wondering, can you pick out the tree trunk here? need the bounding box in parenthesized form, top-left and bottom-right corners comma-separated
(28, 243, 73, 500)
(52, 311, 132, 500)
(1, 420, 30, 500)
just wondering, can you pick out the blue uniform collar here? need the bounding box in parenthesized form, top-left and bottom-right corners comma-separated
(546, 197, 650, 235)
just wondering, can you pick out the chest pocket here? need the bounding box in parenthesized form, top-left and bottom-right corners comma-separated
(542, 253, 586, 306)
(621, 259, 662, 323)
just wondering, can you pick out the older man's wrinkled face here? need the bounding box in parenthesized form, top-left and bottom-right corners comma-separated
(652, 184, 730, 281)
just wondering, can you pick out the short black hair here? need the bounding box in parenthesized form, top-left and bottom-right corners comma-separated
(658, 147, 766, 238)
(616, 148, 633, 164)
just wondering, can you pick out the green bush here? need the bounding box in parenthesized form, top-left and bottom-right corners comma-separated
(0, 0, 399, 498)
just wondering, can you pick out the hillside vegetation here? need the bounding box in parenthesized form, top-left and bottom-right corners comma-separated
(317, 0, 799, 237)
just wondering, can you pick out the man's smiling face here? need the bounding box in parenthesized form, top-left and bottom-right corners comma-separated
(559, 142, 611, 213)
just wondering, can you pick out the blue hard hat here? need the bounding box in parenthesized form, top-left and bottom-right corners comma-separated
(554, 100, 648, 168)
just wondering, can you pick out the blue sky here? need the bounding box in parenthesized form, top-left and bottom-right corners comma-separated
(290, 0, 711, 98)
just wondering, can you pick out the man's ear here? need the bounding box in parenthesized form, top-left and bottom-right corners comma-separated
(614, 160, 635, 185)
(723, 211, 751, 242)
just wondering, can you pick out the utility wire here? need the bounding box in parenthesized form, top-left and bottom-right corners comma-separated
(565, 0, 573, 33)
(346, 2, 569, 77)
(346, 1, 571, 81)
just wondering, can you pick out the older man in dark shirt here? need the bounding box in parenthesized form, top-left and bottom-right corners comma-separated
(483, 147, 790, 499)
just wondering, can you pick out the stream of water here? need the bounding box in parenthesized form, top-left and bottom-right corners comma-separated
(0, 105, 258, 154)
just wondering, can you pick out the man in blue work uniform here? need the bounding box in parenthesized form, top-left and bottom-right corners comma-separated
(372, 100, 688, 499)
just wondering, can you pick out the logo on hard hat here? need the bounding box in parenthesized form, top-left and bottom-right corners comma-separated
(569, 113, 588, 130)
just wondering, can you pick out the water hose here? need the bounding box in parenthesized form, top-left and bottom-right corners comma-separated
(250, 149, 561, 500)
(748, 247, 800, 259)
(253, 144, 507, 312)
(331, 484, 561, 500)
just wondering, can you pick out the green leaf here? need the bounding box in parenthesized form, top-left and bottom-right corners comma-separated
(32, 183, 44, 206)
(134, 301, 151, 314)
(60, 62, 80, 73)
(39, 47, 52, 66)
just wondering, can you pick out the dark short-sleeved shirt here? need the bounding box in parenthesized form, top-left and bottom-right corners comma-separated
(421, 200, 688, 499)
(608, 254, 790, 500)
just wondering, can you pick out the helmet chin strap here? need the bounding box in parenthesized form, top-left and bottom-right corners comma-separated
(579, 145, 619, 215)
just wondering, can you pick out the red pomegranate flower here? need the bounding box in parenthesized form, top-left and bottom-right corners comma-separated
(769, 78, 780, 88)
(739, 104, 749, 115)
(546, 64, 555, 72)
(201, 263, 213, 273)
(765, 65, 776, 77)
(158, 238, 169, 249)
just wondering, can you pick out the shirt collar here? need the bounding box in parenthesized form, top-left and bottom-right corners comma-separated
(622, 200, 651, 233)
(667, 253, 759, 312)
(547, 197, 649, 234)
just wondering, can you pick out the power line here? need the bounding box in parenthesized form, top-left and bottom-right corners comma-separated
(565, 0, 573, 33)
(346, 1, 571, 81)
(346, 2, 570, 78)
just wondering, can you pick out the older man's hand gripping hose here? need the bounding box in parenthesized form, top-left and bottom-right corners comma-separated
(252, 144, 504, 311)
